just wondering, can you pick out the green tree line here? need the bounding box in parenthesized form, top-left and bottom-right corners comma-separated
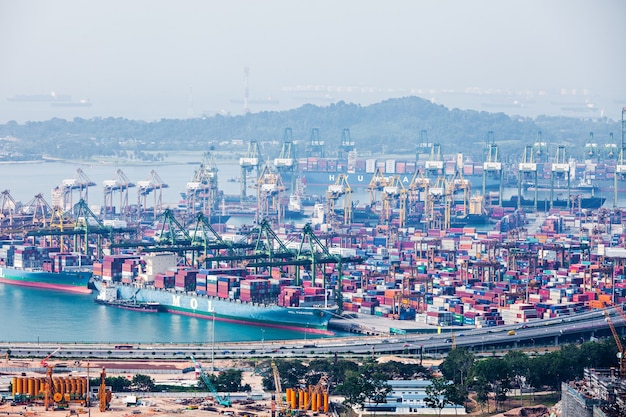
(0, 97, 620, 163)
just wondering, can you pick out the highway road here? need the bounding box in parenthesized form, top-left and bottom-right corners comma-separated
(1, 307, 624, 365)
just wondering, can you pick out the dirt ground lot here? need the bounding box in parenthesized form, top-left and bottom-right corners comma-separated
(0, 358, 270, 417)
(0, 357, 560, 417)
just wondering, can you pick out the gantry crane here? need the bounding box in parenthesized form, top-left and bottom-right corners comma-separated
(518, 144, 539, 210)
(407, 170, 430, 215)
(274, 131, 297, 194)
(416, 129, 431, 159)
(338, 128, 356, 160)
(136, 169, 169, 221)
(240, 140, 263, 202)
(550, 144, 571, 210)
(447, 170, 472, 223)
(56, 168, 96, 211)
(187, 152, 220, 218)
(307, 128, 325, 158)
(0, 190, 19, 237)
(326, 174, 353, 225)
(604, 132, 618, 159)
(103, 169, 135, 221)
(22, 193, 53, 229)
(381, 175, 408, 227)
(1, 193, 51, 237)
(585, 131, 598, 158)
(367, 167, 387, 210)
(256, 163, 286, 224)
(424, 176, 446, 230)
(482, 132, 504, 205)
(533, 131, 548, 161)
(424, 143, 444, 178)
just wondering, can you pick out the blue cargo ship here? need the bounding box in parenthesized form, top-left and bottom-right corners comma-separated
(0, 267, 92, 294)
(92, 279, 337, 332)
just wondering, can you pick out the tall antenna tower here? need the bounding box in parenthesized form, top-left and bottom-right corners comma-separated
(243, 66, 250, 114)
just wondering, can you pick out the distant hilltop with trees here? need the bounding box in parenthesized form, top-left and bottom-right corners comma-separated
(0, 96, 621, 163)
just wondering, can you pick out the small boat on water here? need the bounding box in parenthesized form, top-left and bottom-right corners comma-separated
(95, 283, 161, 313)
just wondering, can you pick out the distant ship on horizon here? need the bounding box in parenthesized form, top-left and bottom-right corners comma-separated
(7, 92, 72, 102)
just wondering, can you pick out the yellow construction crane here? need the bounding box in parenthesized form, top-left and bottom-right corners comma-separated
(98, 367, 111, 412)
(603, 308, 625, 378)
(271, 361, 288, 417)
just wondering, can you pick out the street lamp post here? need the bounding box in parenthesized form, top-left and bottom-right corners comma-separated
(261, 329, 265, 354)
(211, 311, 215, 373)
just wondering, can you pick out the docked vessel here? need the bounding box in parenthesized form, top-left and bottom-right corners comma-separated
(92, 252, 338, 331)
(0, 267, 93, 294)
(95, 284, 162, 312)
(522, 177, 599, 193)
(289, 159, 504, 192)
(92, 280, 335, 330)
(0, 244, 92, 294)
(502, 195, 606, 210)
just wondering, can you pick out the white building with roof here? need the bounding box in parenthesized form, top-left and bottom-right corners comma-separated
(360, 379, 466, 415)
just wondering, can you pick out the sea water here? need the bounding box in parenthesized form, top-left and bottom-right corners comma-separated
(0, 283, 337, 343)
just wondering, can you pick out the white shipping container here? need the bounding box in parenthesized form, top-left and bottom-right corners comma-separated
(415, 313, 427, 324)
(385, 159, 396, 174)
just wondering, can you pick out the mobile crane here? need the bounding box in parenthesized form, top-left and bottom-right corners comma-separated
(189, 355, 231, 406)
(40, 346, 61, 367)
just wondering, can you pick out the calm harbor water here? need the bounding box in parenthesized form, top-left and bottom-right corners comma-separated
(0, 283, 343, 344)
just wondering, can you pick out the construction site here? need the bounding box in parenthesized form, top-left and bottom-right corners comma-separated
(0, 349, 335, 417)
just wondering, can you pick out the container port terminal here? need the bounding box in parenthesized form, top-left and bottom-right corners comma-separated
(2, 111, 626, 414)
(3, 113, 626, 331)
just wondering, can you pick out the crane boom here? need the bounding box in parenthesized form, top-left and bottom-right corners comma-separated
(271, 361, 287, 416)
(40, 346, 61, 367)
(603, 308, 626, 377)
(189, 355, 231, 406)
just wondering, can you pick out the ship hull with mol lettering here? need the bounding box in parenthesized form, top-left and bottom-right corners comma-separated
(92, 280, 336, 332)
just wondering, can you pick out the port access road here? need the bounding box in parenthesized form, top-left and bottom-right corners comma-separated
(2, 308, 623, 364)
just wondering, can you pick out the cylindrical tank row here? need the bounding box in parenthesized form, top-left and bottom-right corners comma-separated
(285, 387, 328, 412)
(11, 376, 88, 399)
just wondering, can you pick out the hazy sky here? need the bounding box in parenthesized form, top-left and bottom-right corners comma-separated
(1, 0, 624, 123)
